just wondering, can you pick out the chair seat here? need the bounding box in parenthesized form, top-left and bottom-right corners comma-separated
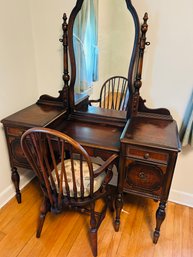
(53, 159, 106, 197)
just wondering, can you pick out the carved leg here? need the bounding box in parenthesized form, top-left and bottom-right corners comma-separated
(90, 202, 97, 257)
(36, 197, 50, 238)
(114, 193, 123, 232)
(107, 186, 114, 212)
(11, 167, 21, 203)
(153, 201, 166, 244)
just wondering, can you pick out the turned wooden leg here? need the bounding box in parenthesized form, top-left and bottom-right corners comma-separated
(153, 201, 166, 244)
(11, 167, 21, 203)
(107, 186, 114, 212)
(114, 193, 123, 232)
(90, 202, 97, 257)
(90, 228, 97, 257)
(36, 197, 50, 238)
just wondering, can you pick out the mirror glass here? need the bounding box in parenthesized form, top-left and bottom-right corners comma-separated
(72, 0, 135, 110)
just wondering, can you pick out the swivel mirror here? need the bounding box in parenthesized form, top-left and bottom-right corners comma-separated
(68, 0, 140, 116)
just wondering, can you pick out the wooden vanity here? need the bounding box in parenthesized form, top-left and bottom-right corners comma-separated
(115, 116, 180, 243)
(1, 0, 180, 245)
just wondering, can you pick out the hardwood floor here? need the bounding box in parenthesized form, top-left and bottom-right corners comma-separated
(0, 179, 192, 257)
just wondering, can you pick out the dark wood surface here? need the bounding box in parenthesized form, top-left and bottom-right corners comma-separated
(114, 115, 181, 244)
(71, 106, 127, 127)
(55, 119, 123, 152)
(121, 116, 180, 151)
(1, 104, 67, 127)
(1, 104, 67, 203)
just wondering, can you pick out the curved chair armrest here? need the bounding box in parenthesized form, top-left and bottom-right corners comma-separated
(94, 154, 118, 178)
(88, 99, 101, 106)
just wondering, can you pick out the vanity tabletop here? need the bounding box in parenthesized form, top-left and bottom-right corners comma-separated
(56, 118, 123, 152)
(1, 104, 67, 128)
(121, 116, 181, 152)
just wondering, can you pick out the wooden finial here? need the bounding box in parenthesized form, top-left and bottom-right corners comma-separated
(59, 13, 70, 107)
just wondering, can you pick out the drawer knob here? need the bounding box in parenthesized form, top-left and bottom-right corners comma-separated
(139, 171, 147, 180)
(144, 153, 150, 159)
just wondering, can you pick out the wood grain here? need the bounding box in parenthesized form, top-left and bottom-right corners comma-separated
(0, 179, 192, 257)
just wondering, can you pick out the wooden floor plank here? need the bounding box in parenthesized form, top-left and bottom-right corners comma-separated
(132, 199, 156, 257)
(116, 196, 140, 256)
(189, 207, 193, 257)
(56, 214, 88, 257)
(0, 179, 41, 230)
(0, 198, 41, 257)
(65, 221, 93, 257)
(0, 179, 192, 257)
(46, 212, 81, 257)
(17, 212, 67, 257)
(0, 231, 6, 242)
(181, 206, 191, 257)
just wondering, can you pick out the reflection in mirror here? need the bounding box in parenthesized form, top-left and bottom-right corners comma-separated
(73, 0, 98, 94)
(72, 0, 135, 111)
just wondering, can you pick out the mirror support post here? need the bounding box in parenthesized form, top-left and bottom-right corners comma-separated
(132, 13, 150, 115)
(60, 13, 70, 109)
(36, 13, 69, 108)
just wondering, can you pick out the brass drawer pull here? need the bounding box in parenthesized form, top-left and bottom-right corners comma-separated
(139, 171, 147, 180)
(144, 153, 150, 159)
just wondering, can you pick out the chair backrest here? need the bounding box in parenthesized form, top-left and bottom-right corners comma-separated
(21, 127, 97, 211)
(99, 76, 129, 111)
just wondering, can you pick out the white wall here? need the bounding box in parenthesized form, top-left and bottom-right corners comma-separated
(28, 0, 76, 96)
(0, 0, 193, 207)
(0, 0, 38, 207)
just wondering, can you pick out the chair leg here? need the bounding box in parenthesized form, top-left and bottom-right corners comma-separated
(90, 228, 97, 257)
(36, 197, 50, 238)
(90, 202, 98, 257)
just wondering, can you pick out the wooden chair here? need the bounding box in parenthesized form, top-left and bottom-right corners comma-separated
(21, 127, 118, 257)
(89, 76, 129, 111)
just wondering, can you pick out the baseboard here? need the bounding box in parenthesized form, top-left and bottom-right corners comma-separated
(0, 170, 35, 208)
(1, 172, 193, 209)
(169, 189, 193, 208)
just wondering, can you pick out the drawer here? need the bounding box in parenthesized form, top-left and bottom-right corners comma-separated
(124, 160, 166, 197)
(6, 127, 25, 137)
(125, 146, 168, 164)
(8, 137, 30, 168)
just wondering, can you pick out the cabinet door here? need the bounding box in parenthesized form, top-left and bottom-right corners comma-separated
(8, 136, 30, 168)
(123, 159, 167, 199)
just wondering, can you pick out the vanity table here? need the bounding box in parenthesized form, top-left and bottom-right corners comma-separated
(1, 0, 180, 244)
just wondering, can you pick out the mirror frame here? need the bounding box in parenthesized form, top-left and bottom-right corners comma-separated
(67, 0, 140, 112)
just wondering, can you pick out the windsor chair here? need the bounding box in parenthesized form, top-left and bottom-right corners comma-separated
(89, 76, 129, 111)
(21, 127, 118, 257)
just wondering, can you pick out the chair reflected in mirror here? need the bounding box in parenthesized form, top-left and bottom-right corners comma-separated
(89, 76, 129, 111)
(21, 127, 118, 257)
